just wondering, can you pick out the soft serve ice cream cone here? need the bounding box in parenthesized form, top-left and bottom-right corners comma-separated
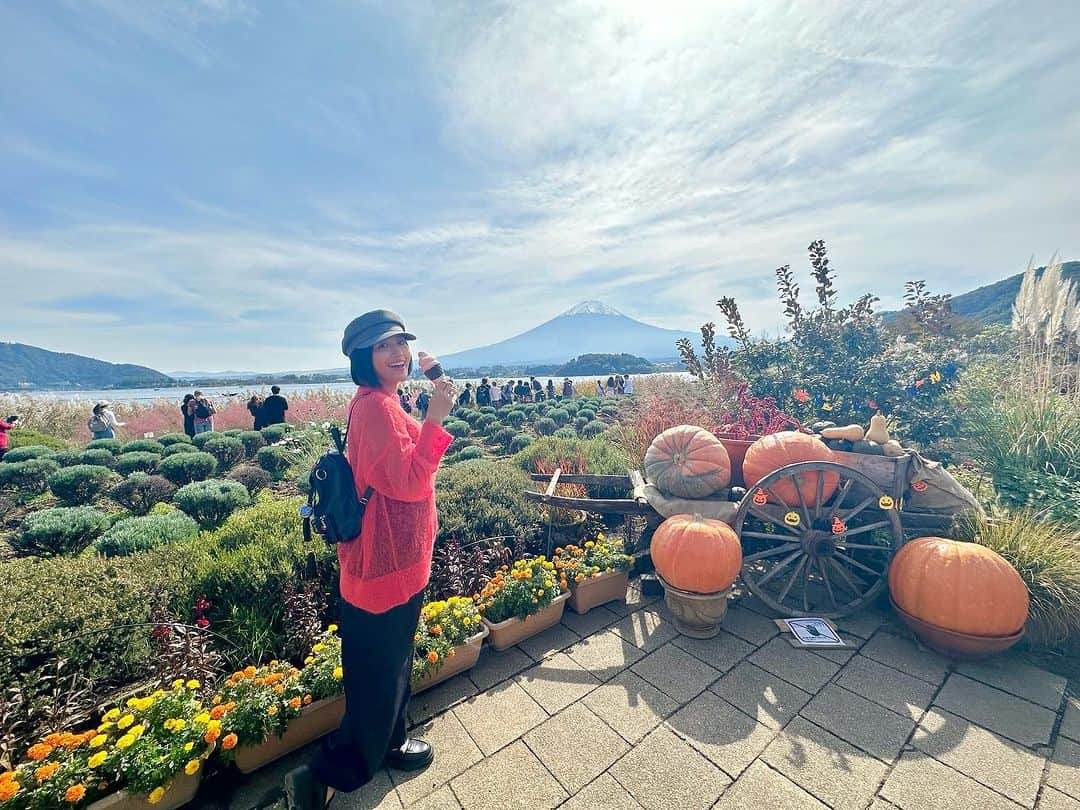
(417, 352, 444, 381)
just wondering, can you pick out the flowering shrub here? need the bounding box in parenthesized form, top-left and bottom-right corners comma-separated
(298, 626, 344, 702)
(475, 557, 564, 624)
(553, 535, 632, 587)
(412, 597, 484, 682)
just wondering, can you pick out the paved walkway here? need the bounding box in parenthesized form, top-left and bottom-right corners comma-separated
(220, 584, 1080, 810)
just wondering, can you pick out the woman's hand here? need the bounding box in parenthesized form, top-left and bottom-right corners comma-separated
(425, 378, 456, 424)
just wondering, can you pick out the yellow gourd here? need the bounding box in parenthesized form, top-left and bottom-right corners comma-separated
(820, 424, 864, 441)
(866, 412, 890, 444)
(882, 439, 905, 457)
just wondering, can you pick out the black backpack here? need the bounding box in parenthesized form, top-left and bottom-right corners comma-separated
(194, 401, 212, 419)
(300, 420, 373, 545)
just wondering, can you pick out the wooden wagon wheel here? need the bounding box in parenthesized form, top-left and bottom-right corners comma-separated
(733, 461, 904, 618)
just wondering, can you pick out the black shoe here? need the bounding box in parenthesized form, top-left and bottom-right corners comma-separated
(284, 765, 333, 810)
(384, 738, 434, 771)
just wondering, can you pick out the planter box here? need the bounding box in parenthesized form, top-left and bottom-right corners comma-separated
(568, 570, 629, 614)
(482, 592, 570, 651)
(412, 625, 489, 694)
(234, 694, 345, 774)
(88, 772, 201, 810)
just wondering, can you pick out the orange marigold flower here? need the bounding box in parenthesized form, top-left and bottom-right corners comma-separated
(209, 706, 227, 720)
(430, 625, 442, 635)
(44, 733, 64, 747)
(575, 573, 585, 582)
(426, 651, 438, 663)
(274, 684, 285, 695)
(243, 666, 256, 677)
(27, 743, 53, 761)
(35, 763, 60, 781)
(288, 697, 302, 710)
(267, 706, 278, 716)
(64, 784, 87, 803)
(203, 728, 220, 744)
(0, 781, 17, 801)
(303, 695, 313, 705)
(221, 733, 238, 750)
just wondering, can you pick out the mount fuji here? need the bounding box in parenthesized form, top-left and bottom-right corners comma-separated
(439, 301, 709, 371)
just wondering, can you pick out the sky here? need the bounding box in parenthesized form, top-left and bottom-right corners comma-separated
(2, 0, 1079, 373)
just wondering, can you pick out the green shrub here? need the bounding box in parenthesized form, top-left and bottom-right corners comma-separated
(191, 432, 214, 449)
(577, 408, 596, 422)
(94, 511, 199, 557)
(435, 460, 543, 546)
(113, 451, 160, 476)
(121, 439, 165, 455)
(563, 402, 579, 416)
(260, 424, 289, 444)
(574, 416, 589, 431)
(158, 433, 192, 446)
(174, 479, 252, 529)
(255, 446, 291, 480)
(77, 448, 117, 468)
(548, 407, 571, 427)
(0, 458, 61, 494)
(7, 430, 68, 451)
(157, 452, 217, 486)
(238, 430, 267, 457)
(49, 448, 84, 467)
(509, 434, 532, 453)
(48, 464, 117, 504)
(221, 429, 244, 438)
(443, 420, 471, 438)
(535, 417, 557, 436)
(479, 406, 496, 415)
(581, 420, 607, 438)
(226, 463, 273, 494)
(475, 414, 499, 432)
(493, 427, 517, 448)
(448, 437, 473, 455)
(162, 442, 201, 457)
(110, 473, 177, 515)
(452, 446, 485, 462)
(2, 445, 55, 463)
(553, 427, 578, 439)
(16, 506, 111, 556)
(504, 411, 526, 428)
(86, 438, 124, 454)
(203, 435, 245, 470)
(458, 410, 481, 425)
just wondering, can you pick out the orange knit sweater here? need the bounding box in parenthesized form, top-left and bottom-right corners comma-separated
(337, 387, 453, 613)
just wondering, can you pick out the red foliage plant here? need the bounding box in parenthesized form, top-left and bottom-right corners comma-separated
(714, 384, 807, 440)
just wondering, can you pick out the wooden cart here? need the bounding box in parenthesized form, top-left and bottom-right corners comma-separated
(524, 442, 956, 619)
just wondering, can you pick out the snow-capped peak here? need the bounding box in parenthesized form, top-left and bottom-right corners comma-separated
(561, 300, 623, 317)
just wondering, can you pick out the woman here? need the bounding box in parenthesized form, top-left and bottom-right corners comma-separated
(596, 379, 604, 397)
(286, 309, 454, 810)
(88, 401, 124, 440)
(0, 415, 17, 461)
(605, 376, 616, 397)
(181, 394, 196, 438)
(247, 394, 264, 430)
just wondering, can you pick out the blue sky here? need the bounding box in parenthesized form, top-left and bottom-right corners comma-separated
(2, 1, 1078, 373)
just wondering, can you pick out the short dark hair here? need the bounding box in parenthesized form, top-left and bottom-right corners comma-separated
(350, 348, 413, 387)
(271, 385, 281, 394)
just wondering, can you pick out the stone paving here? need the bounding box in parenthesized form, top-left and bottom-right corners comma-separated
(216, 583, 1080, 810)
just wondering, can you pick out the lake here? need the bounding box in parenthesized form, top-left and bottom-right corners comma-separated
(15, 372, 691, 404)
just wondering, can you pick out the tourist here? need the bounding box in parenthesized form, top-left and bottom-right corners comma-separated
(562, 378, 574, 399)
(88, 401, 124, 440)
(0, 415, 17, 461)
(181, 394, 196, 437)
(476, 377, 491, 408)
(596, 379, 604, 397)
(262, 385, 289, 426)
(415, 387, 430, 419)
(490, 379, 502, 409)
(457, 382, 473, 409)
(284, 308, 454, 808)
(516, 379, 529, 403)
(615, 375, 625, 395)
(546, 379, 555, 401)
(623, 374, 634, 396)
(247, 394, 264, 430)
(192, 391, 216, 434)
(531, 376, 543, 401)
(397, 387, 413, 413)
(605, 376, 616, 397)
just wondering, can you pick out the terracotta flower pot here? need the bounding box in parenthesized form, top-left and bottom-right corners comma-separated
(482, 592, 570, 651)
(412, 625, 489, 694)
(658, 575, 733, 639)
(568, 570, 629, 615)
(233, 694, 345, 774)
(715, 434, 759, 487)
(891, 599, 1025, 660)
(87, 772, 201, 810)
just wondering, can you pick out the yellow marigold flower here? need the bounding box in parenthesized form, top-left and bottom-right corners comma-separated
(186, 680, 200, 690)
(194, 713, 210, 724)
(183, 742, 194, 752)
(152, 690, 165, 699)
(27, 743, 53, 761)
(212, 695, 222, 705)
(126, 697, 138, 708)
(129, 724, 145, 739)
(267, 706, 278, 716)
(90, 734, 108, 748)
(35, 763, 60, 781)
(116, 714, 134, 730)
(328, 623, 338, 632)
(97, 722, 113, 733)
(147, 787, 166, 805)
(115, 735, 136, 750)
(103, 708, 121, 721)
(172, 679, 184, 689)
(333, 667, 344, 680)
(88, 751, 107, 769)
(312, 643, 325, 652)
(184, 759, 201, 776)
(304, 656, 314, 665)
(64, 783, 86, 803)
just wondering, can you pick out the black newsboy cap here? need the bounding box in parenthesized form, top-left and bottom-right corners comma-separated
(341, 309, 417, 356)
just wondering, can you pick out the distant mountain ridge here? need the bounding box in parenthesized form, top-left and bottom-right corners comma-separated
(440, 300, 709, 371)
(0, 342, 173, 389)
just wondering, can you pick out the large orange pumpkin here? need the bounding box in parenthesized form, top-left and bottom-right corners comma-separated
(650, 514, 743, 593)
(742, 432, 838, 506)
(644, 425, 732, 499)
(888, 537, 1029, 636)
